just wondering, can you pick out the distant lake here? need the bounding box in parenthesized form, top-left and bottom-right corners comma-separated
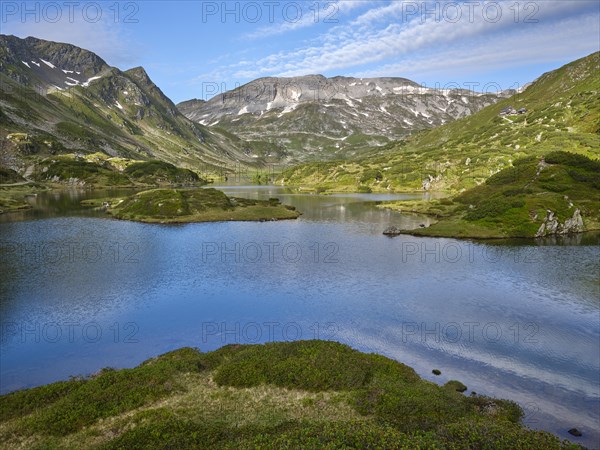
(1, 186, 598, 448)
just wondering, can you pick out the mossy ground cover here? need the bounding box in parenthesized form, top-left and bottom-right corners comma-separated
(0, 341, 578, 449)
(105, 188, 300, 223)
(0, 167, 25, 184)
(32, 156, 135, 187)
(0, 184, 48, 214)
(379, 151, 600, 238)
(124, 160, 202, 185)
(30, 155, 209, 188)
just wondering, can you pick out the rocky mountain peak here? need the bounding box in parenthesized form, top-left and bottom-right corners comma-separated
(1, 34, 109, 77)
(177, 73, 508, 159)
(124, 66, 153, 85)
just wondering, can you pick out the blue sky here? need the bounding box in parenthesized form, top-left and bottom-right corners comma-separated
(2, 1, 599, 103)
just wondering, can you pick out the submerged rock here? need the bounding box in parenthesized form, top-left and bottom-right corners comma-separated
(383, 226, 403, 236)
(568, 428, 582, 437)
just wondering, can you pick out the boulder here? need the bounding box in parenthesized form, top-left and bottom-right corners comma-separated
(535, 209, 584, 237)
(383, 226, 402, 236)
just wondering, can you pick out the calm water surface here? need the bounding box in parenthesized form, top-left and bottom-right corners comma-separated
(0, 186, 598, 447)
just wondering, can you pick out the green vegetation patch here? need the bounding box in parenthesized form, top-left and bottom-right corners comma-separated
(1, 347, 205, 436)
(0, 341, 578, 449)
(124, 160, 203, 185)
(27, 156, 212, 188)
(0, 184, 48, 214)
(108, 188, 301, 223)
(112, 188, 193, 218)
(381, 151, 600, 238)
(213, 340, 418, 391)
(454, 151, 600, 235)
(0, 167, 25, 184)
(32, 157, 131, 186)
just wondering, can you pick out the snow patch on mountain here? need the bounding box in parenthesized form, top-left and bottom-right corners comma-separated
(82, 76, 102, 87)
(277, 104, 299, 117)
(288, 88, 301, 102)
(177, 74, 507, 155)
(40, 59, 56, 69)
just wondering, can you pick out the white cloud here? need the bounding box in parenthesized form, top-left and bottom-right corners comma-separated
(353, 14, 600, 80)
(352, 1, 407, 25)
(244, 0, 377, 39)
(219, 0, 599, 80)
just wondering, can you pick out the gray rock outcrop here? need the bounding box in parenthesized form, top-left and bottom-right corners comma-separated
(535, 209, 584, 237)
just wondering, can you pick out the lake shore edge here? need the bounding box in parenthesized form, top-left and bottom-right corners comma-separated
(0, 340, 583, 449)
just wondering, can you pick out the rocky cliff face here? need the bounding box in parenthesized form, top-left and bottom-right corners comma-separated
(177, 99, 206, 117)
(178, 75, 508, 161)
(0, 35, 257, 170)
(535, 209, 585, 237)
(0, 34, 110, 91)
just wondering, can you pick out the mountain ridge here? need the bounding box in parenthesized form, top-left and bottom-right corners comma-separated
(279, 51, 600, 193)
(178, 74, 508, 161)
(0, 34, 260, 175)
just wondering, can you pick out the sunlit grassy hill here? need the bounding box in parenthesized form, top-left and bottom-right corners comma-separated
(382, 151, 600, 238)
(281, 52, 599, 194)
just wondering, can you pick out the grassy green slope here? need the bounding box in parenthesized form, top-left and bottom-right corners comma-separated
(29, 155, 206, 187)
(0, 153, 213, 214)
(0, 167, 25, 184)
(0, 341, 578, 449)
(0, 61, 260, 175)
(382, 151, 600, 238)
(105, 188, 300, 223)
(280, 52, 599, 193)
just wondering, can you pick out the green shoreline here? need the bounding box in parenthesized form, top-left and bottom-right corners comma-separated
(0, 341, 582, 449)
(378, 152, 600, 239)
(85, 188, 301, 224)
(379, 201, 600, 240)
(0, 184, 49, 214)
(106, 206, 301, 224)
(0, 183, 301, 223)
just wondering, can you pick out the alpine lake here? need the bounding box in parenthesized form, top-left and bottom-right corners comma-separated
(1, 184, 598, 447)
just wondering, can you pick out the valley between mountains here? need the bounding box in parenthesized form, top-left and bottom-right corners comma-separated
(1, 34, 598, 233)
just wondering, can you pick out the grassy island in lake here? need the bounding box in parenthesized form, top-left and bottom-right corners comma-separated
(87, 188, 301, 223)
